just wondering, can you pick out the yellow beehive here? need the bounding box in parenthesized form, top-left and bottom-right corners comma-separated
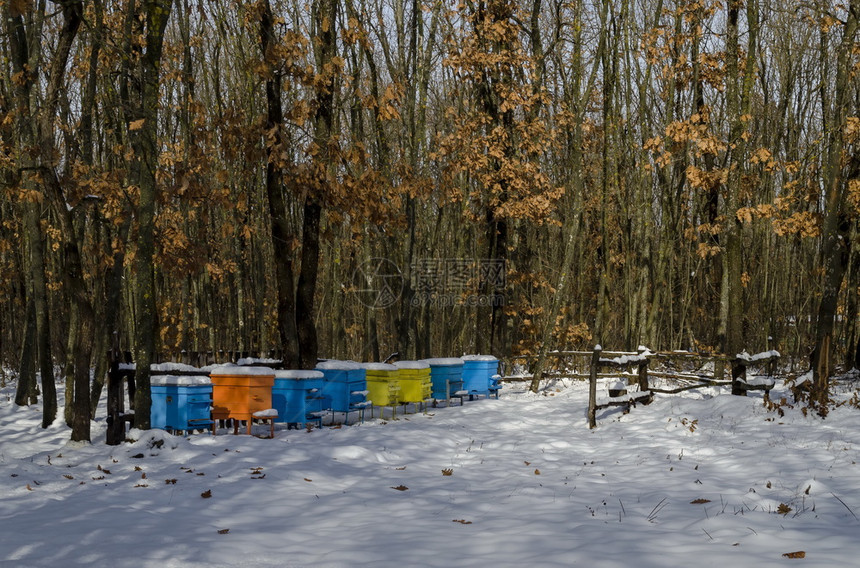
(363, 363, 400, 407)
(393, 361, 432, 404)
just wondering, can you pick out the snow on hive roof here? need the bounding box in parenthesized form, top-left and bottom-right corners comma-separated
(393, 360, 430, 370)
(424, 357, 464, 366)
(363, 363, 397, 371)
(150, 362, 201, 373)
(461, 354, 498, 361)
(209, 363, 275, 376)
(151, 375, 212, 386)
(316, 360, 363, 371)
(116, 362, 205, 372)
(237, 357, 282, 366)
(274, 370, 324, 379)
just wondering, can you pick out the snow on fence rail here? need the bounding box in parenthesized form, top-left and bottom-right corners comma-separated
(501, 346, 782, 429)
(587, 345, 653, 429)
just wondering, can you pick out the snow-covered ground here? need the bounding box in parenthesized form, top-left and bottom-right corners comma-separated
(2, 376, 860, 567)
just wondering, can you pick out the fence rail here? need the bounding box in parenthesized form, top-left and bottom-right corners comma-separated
(501, 346, 782, 429)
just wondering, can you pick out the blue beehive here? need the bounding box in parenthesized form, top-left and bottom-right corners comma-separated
(272, 370, 326, 428)
(316, 360, 370, 424)
(425, 358, 465, 402)
(461, 355, 501, 399)
(150, 375, 213, 433)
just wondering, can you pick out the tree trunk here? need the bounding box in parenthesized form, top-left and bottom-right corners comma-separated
(720, 0, 757, 369)
(131, 0, 173, 429)
(37, 2, 90, 440)
(15, 298, 37, 407)
(296, 201, 321, 367)
(90, 215, 131, 416)
(846, 243, 859, 370)
(5, 3, 56, 424)
(297, 0, 339, 368)
(811, 0, 859, 402)
(259, 0, 300, 368)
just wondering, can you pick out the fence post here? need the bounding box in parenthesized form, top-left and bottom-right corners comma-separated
(637, 359, 649, 392)
(588, 345, 601, 429)
(731, 358, 746, 396)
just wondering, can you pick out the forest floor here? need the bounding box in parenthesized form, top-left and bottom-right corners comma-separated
(1, 372, 860, 567)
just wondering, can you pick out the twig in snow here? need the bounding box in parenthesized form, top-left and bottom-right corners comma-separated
(647, 498, 668, 523)
(831, 492, 859, 520)
(702, 528, 713, 540)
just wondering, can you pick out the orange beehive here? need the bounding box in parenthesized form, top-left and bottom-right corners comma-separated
(210, 364, 275, 435)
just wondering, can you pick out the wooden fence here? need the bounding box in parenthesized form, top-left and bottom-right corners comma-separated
(500, 347, 782, 428)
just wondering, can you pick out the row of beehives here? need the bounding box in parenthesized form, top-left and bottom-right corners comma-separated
(149, 356, 502, 434)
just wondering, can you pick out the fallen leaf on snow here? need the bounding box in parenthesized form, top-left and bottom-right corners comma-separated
(201, 490, 212, 498)
(783, 551, 806, 559)
(391, 485, 409, 491)
(218, 529, 230, 535)
(442, 469, 453, 476)
(453, 519, 472, 524)
(690, 499, 711, 504)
